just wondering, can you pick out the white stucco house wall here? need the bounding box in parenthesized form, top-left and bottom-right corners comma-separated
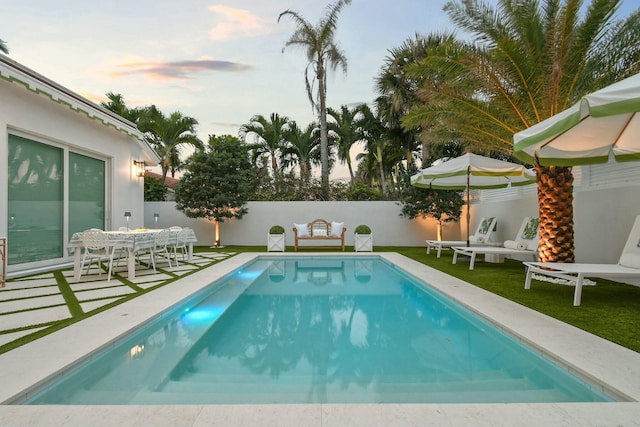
(0, 54, 159, 276)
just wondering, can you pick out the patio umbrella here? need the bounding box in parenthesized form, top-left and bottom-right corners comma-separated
(410, 153, 536, 245)
(513, 72, 640, 166)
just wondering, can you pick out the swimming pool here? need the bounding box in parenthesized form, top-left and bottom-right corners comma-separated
(19, 255, 611, 405)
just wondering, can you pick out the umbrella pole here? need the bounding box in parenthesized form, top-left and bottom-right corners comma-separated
(466, 170, 470, 247)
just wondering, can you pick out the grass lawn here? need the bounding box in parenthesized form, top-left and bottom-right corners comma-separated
(2, 245, 639, 355)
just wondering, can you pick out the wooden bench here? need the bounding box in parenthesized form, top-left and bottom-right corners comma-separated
(293, 219, 346, 251)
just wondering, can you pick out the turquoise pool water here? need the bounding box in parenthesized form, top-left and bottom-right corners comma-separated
(23, 257, 610, 404)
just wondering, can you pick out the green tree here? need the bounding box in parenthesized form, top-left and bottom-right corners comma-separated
(100, 92, 146, 124)
(375, 34, 452, 167)
(143, 176, 168, 202)
(400, 168, 465, 239)
(356, 104, 396, 196)
(403, 0, 640, 262)
(240, 113, 291, 180)
(279, 0, 352, 198)
(282, 121, 320, 189)
(327, 105, 363, 185)
(140, 105, 203, 182)
(174, 135, 254, 247)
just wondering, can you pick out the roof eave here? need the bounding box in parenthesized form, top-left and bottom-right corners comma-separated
(0, 54, 160, 166)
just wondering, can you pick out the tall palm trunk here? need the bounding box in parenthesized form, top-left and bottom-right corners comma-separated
(376, 145, 386, 196)
(299, 162, 310, 190)
(318, 61, 330, 199)
(536, 165, 575, 263)
(271, 155, 279, 179)
(346, 156, 355, 185)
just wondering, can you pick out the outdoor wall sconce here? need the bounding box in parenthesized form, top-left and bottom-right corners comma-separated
(133, 160, 145, 177)
(154, 212, 159, 225)
(124, 211, 131, 231)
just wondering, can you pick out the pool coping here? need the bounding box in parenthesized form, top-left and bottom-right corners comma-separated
(1, 252, 639, 426)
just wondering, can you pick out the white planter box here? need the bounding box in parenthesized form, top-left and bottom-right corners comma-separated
(267, 233, 286, 252)
(354, 233, 373, 252)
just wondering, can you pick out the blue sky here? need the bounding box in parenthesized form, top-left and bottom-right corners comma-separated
(2, 0, 637, 179)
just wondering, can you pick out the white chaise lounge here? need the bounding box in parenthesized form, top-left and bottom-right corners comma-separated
(426, 217, 498, 258)
(524, 214, 640, 306)
(452, 217, 539, 270)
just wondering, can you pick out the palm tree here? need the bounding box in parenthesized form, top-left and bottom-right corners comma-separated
(278, 0, 352, 198)
(240, 113, 291, 180)
(0, 38, 8, 54)
(376, 33, 458, 167)
(356, 104, 393, 195)
(404, 0, 640, 262)
(327, 105, 364, 185)
(100, 92, 146, 124)
(282, 121, 321, 189)
(139, 106, 203, 182)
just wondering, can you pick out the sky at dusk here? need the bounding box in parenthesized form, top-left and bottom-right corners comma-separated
(2, 0, 637, 179)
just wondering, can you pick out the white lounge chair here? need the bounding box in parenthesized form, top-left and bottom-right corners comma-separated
(524, 214, 640, 306)
(426, 217, 498, 258)
(452, 217, 539, 270)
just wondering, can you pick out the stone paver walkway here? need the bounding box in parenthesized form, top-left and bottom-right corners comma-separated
(0, 251, 235, 352)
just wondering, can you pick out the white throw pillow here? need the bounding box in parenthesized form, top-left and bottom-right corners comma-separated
(294, 223, 309, 237)
(469, 235, 485, 244)
(330, 222, 344, 237)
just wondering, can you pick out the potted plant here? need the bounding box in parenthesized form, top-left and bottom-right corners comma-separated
(354, 224, 373, 252)
(267, 225, 286, 252)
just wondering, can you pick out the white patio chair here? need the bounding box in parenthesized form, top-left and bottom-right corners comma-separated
(451, 217, 539, 270)
(172, 227, 191, 266)
(79, 229, 116, 281)
(524, 214, 640, 306)
(150, 228, 173, 271)
(426, 217, 498, 257)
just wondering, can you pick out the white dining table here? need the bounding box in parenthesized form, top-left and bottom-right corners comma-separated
(68, 228, 198, 280)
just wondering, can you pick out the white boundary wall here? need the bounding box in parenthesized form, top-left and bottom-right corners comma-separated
(144, 201, 438, 249)
(145, 161, 640, 264)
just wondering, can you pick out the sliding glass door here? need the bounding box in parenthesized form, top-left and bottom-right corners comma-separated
(69, 152, 105, 239)
(7, 134, 106, 266)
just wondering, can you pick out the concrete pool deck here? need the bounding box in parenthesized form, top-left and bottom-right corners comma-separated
(1, 252, 639, 426)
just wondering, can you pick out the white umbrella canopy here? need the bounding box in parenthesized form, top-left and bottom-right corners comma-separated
(410, 153, 536, 190)
(513, 72, 640, 166)
(410, 153, 536, 245)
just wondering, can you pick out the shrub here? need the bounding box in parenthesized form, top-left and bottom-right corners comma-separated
(354, 224, 371, 234)
(345, 183, 382, 201)
(144, 177, 168, 201)
(269, 225, 285, 234)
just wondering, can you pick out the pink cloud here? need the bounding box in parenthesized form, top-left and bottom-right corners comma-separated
(208, 5, 274, 41)
(109, 59, 251, 80)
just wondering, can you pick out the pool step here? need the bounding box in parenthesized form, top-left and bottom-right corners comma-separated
(124, 387, 570, 405)
(154, 374, 566, 402)
(169, 365, 532, 386)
